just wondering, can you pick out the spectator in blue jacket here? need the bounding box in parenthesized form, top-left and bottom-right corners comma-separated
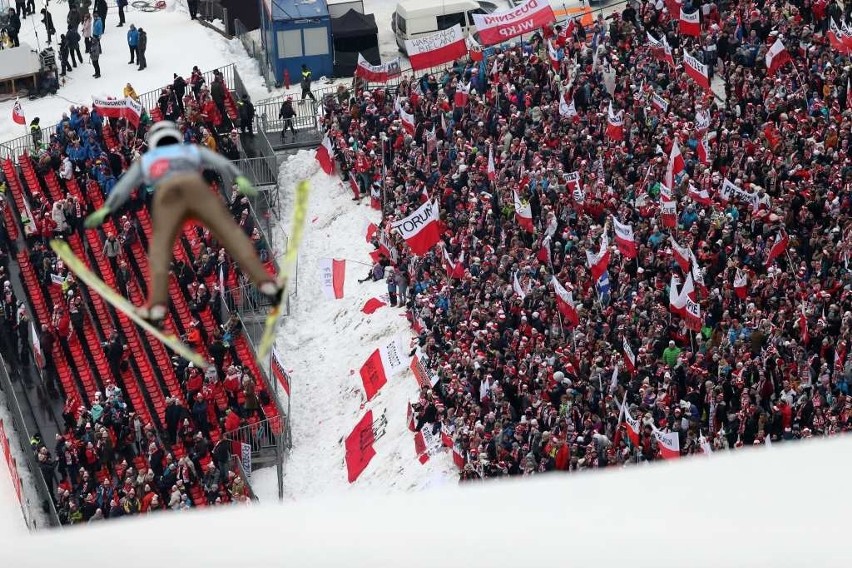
(92, 15, 103, 39)
(126, 24, 138, 64)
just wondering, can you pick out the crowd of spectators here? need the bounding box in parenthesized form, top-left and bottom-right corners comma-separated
(323, 0, 852, 479)
(0, 63, 276, 523)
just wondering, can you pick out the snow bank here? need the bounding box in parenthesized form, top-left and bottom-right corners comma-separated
(250, 151, 455, 501)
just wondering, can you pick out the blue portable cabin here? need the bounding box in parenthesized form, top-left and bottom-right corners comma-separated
(259, 0, 334, 84)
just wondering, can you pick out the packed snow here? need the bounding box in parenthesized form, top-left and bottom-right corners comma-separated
(250, 152, 456, 500)
(0, 389, 43, 532)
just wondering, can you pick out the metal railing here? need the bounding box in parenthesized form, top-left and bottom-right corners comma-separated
(197, 0, 231, 36)
(0, 357, 60, 529)
(223, 414, 285, 456)
(255, 91, 332, 135)
(234, 19, 276, 92)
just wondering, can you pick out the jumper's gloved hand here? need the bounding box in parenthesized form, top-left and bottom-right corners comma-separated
(235, 175, 257, 198)
(85, 206, 111, 229)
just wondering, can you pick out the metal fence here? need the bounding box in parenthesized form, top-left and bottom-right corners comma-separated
(197, 0, 231, 36)
(234, 19, 277, 92)
(255, 85, 339, 134)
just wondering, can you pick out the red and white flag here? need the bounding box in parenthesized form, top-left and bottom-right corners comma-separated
(733, 269, 748, 299)
(271, 347, 291, 398)
(623, 402, 641, 446)
(364, 221, 378, 243)
(466, 34, 483, 61)
(442, 248, 465, 279)
(653, 427, 681, 459)
(354, 54, 401, 82)
(391, 199, 442, 256)
(547, 39, 560, 71)
(359, 335, 409, 401)
(678, 8, 701, 36)
(828, 19, 852, 54)
(651, 92, 669, 113)
(647, 32, 675, 67)
(669, 235, 692, 273)
(487, 146, 496, 181)
(665, 138, 685, 189)
(683, 297, 703, 331)
(764, 232, 788, 267)
(606, 102, 624, 141)
(317, 258, 346, 300)
(472, 0, 556, 46)
(695, 107, 711, 134)
(454, 82, 470, 108)
(585, 234, 611, 281)
(612, 217, 637, 259)
(398, 104, 416, 135)
(683, 50, 711, 91)
(31, 321, 44, 368)
(11, 99, 25, 126)
(513, 270, 529, 300)
(551, 275, 579, 327)
(660, 197, 677, 229)
(559, 93, 577, 118)
(687, 183, 713, 206)
(696, 135, 709, 165)
(316, 136, 335, 175)
(689, 251, 707, 294)
(622, 339, 636, 373)
(537, 234, 552, 265)
(513, 191, 534, 232)
(765, 37, 792, 75)
(405, 25, 467, 71)
(669, 274, 686, 316)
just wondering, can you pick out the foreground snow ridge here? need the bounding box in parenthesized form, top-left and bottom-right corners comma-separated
(250, 151, 454, 501)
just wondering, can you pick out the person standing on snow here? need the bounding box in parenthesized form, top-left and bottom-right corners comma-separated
(116, 0, 127, 27)
(300, 63, 316, 101)
(278, 96, 296, 141)
(81, 12, 92, 52)
(136, 27, 147, 70)
(90, 35, 102, 78)
(92, 13, 103, 41)
(126, 23, 138, 64)
(58, 34, 71, 76)
(83, 121, 283, 326)
(40, 8, 55, 45)
(94, 0, 108, 29)
(66, 25, 82, 67)
(237, 94, 255, 135)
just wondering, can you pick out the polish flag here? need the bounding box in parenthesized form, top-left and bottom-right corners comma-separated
(683, 297, 703, 331)
(664, 138, 685, 189)
(696, 136, 709, 165)
(612, 217, 637, 259)
(690, 255, 707, 296)
(622, 339, 636, 374)
(315, 136, 335, 175)
(398, 105, 416, 135)
(829, 19, 851, 54)
(513, 191, 534, 232)
(764, 232, 789, 267)
(354, 54, 402, 83)
(733, 269, 748, 299)
(660, 198, 677, 228)
(359, 335, 409, 401)
(442, 248, 466, 279)
(669, 273, 686, 316)
(537, 234, 552, 265)
(12, 99, 26, 126)
(349, 177, 361, 199)
(392, 199, 442, 256)
(585, 234, 611, 281)
(653, 427, 681, 459)
(364, 221, 378, 243)
(547, 39, 560, 71)
(669, 236, 692, 273)
(765, 37, 792, 75)
(317, 258, 346, 300)
(678, 8, 701, 37)
(513, 270, 529, 300)
(370, 183, 382, 210)
(687, 183, 713, 206)
(454, 82, 470, 108)
(647, 32, 675, 67)
(466, 34, 483, 62)
(31, 321, 44, 368)
(551, 275, 580, 327)
(623, 404, 641, 446)
(606, 102, 624, 141)
(683, 50, 711, 91)
(487, 146, 496, 181)
(405, 24, 467, 71)
(651, 92, 669, 113)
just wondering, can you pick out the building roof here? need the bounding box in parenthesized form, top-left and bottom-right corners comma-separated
(262, 0, 329, 21)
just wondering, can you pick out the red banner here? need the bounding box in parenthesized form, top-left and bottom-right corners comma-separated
(405, 25, 467, 71)
(0, 420, 23, 506)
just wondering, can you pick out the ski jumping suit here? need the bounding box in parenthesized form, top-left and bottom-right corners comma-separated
(102, 144, 274, 310)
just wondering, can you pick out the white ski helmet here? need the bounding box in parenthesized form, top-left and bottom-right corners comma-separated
(147, 120, 182, 148)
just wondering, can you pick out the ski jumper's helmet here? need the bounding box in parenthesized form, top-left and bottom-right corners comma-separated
(147, 121, 182, 148)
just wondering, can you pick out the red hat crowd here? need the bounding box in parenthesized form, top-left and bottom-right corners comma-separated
(322, 0, 852, 479)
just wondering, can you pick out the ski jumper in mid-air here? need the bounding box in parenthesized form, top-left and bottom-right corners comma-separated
(85, 120, 282, 324)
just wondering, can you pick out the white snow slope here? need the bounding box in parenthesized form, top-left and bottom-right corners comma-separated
(250, 152, 456, 501)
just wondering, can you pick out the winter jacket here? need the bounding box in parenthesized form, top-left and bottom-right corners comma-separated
(93, 17, 103, 38)
(90, 39, 101, 60)
(127, 27, 138, 46)
(137, 30, 147, 53)
(82, 17, 92, 39)
(66, 28, 80, 45)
